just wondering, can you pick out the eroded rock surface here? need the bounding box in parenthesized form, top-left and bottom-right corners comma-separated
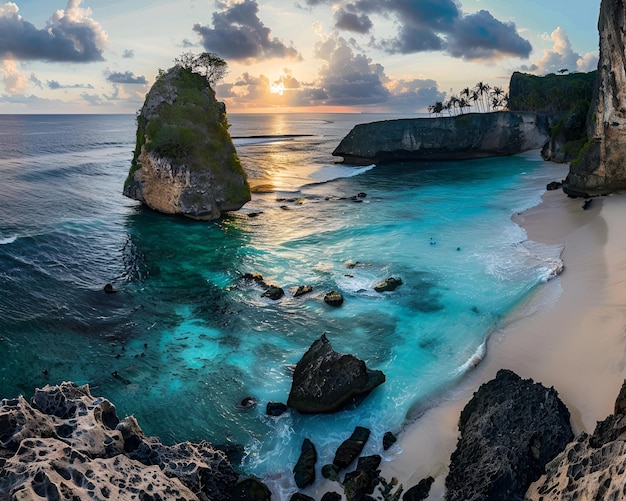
(0, 382, 237, 500)
(287, 334, 385, 413)
(526, 379, 626, 500)
(445, 369, 573, 501)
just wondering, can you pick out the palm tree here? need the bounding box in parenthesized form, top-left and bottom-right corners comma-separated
(470, 90, 481, 113)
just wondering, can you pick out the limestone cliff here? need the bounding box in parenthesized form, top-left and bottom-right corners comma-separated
(563, 0, 626, 197)
(332, 112, 554, 165)
(124, 65, 250, 219)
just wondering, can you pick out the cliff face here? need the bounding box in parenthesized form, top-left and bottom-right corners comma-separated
(124, 66, 250, 220)
(564, 0, 626, 196)
(332, 112, 555, 165)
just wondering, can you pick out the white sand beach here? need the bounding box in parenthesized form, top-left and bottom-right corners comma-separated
(379, 184, 626, 499)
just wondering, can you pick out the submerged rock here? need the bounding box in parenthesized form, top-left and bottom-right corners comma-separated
(445, 369, 573, 501)
(287, 334, 385, 413)
(231, 478, 271, 501)
(373, 277, 403, 292)
(0, 382, 237, 500)
(293, 285, 313, 297)
(123, 65, 250, 219)
(323, 290, 344, 307)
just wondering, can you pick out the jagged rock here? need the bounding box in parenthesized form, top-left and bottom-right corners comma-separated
(293, 438, 317, 489)
(287, 334, 385, 413)
(332, 112, 554, 164)
(546, 181, 563, 191)
(333, 426, 371, 470)
(266, 401, 288, 416)
(382, 431, 397, 450)
(293, 285, 313, 297)
(231, 478, 271, 501)
(445, 369, 573, 501)
(124, 65, 250, 219)
(323, 290, 344, 306)
(563, 0, 626, 196)
(0, 382, 237, 500)
(373, 277, 403, 292)
(404, 476, 435, 501)
(526, 379, 626, 500)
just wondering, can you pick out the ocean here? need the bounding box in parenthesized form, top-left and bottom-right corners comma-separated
(0, 113, 565, 495)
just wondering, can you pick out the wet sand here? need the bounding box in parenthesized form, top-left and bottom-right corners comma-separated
(379, 188, 626, 499)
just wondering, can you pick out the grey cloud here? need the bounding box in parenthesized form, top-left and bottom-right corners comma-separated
(376, 25, 445, 53)
(30, 73, 43, 88)
(47, 80, 94, 89)
(122, 49, 135, 59)
(446, 10, 532, 59)
(335, 8, 373, 33)
(0, 1, 106, 63)
(193, 0, 301, 61)
(106, 71, 148, 84)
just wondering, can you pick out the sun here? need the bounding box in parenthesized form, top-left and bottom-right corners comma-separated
(270, 82, 285, 96)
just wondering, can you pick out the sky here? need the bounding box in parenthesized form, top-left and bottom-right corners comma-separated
(0, 0, 601, 114)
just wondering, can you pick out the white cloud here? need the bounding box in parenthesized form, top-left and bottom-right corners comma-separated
(0, 59, 27, 92)
(530, 27, 598, 74)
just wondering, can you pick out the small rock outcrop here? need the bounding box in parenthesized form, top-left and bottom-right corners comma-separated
(0, 382, 237, 500)
(287, 334, 385, 413)
(293, 438, 317, 488)
(563, 0, 626, 196)
(332, 112, 554, 164)
(124, 65, 250, 219)
(373, 277, 403, 292)
(445, 369, 573, 501)
(526, 379, 626, 500)
(333, 426, 370, 470)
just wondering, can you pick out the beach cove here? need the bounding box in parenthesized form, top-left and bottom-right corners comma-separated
(372, 180, 626, 499)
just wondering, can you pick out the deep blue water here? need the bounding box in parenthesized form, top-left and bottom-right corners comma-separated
(0, 113, 565, 495)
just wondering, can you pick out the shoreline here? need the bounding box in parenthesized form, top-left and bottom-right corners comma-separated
(377, 187, 626, 499)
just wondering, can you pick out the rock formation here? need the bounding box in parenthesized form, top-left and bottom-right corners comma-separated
(563, 0, 626, 196)
(124, 65, 250, 219)
(287, 334, 385, 413)
(332, 112, 554, 164)
(526, 379, 626, 500)
(0, 382, 237, 500)
(445, 369, 573, 501)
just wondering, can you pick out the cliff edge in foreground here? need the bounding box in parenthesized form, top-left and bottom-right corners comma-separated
(563, 0, 626, 197)
(332, 112, 554, 165)
(123, 65, 250, 220)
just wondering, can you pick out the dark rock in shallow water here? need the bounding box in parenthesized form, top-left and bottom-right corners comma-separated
(266, 401, 288, 416)
(333, 426, 371, 470)
(404, 476, 435, 501)
(290, 493, 315, 501)
(237, 396, 257, 409)
(0, 382, 237, 501)
(322, 463, 341, 482)
(293, 285, 313, 297)
(103, 283, 117, 293)
(445, 369, 573, 501)
(293, 438, 317, 488)
(287, 334, 385, 413)
(324, 290, 344, 306)
(526, 379, 626, 500)
(231, 478, 271, 501)
(342, 455, 382, 501)
(373, 277, 403, 292)
(382, 431, 397, 450)
(262, 284, 285, 300)
(321, 492, 342, 501)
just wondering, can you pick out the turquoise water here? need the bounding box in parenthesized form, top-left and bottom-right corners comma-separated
(0, 113, 565, 493)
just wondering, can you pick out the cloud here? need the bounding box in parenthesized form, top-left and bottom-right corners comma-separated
(106, 71, 147, 84)
(122, 49, 135, 59)
(47, 80, 94, 90)
(193, 0, 302, 61)
(0, 0, 107, 62)
(522, 27, 598, 74)
(29, 73, 42, 88)
(334, 7, 373, 34)
(0, 59, 27, 92)
(308, 0, 531, 61)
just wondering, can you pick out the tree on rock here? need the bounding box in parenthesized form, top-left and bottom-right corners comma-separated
(174, 51, 228, 85)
